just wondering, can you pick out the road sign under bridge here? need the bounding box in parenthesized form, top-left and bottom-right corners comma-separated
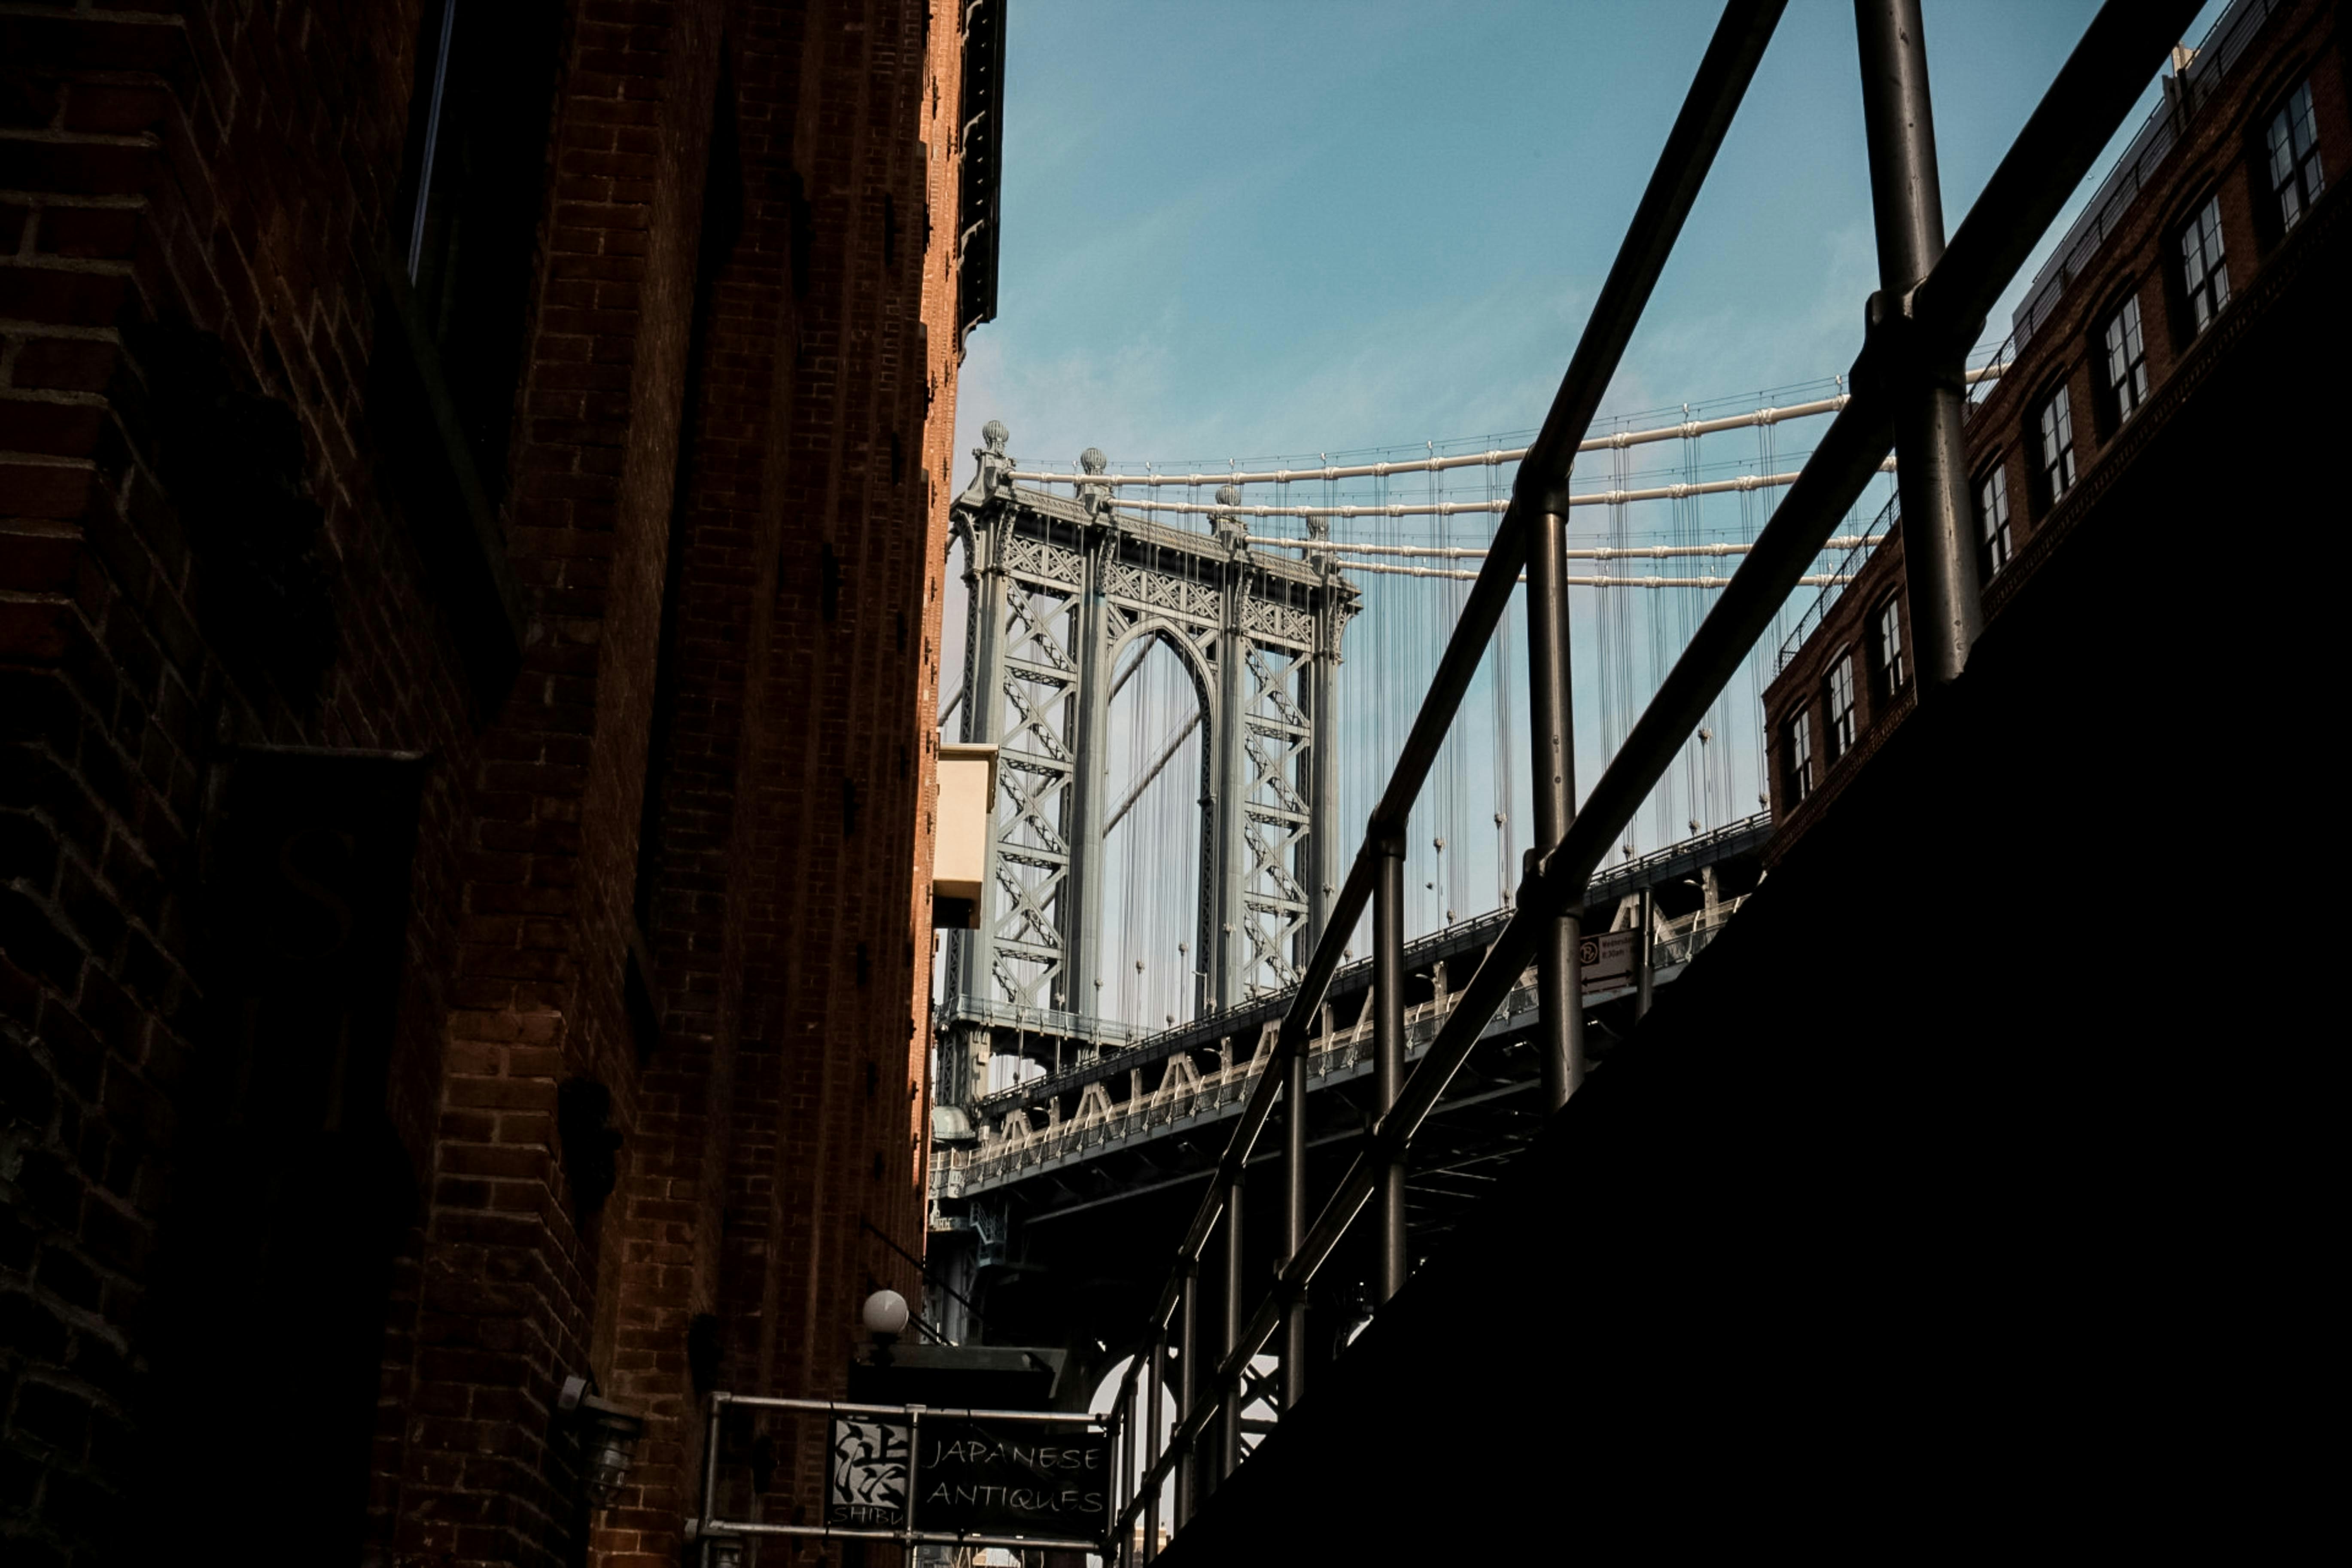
(1579, 929, 1637, 994)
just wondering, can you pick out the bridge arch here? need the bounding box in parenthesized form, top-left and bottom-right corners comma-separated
(1102, 619, 1217, 1029)
(1108, 616, 1217, 717)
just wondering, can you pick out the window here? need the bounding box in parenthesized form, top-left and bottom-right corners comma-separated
(2179, 195, 2230, 334)
(2036, 388, 2075, 508)
(1781, 708, 1813, 807)
(393, 0, 566, 493)
(1871, 595, 1905, 703)
(2267, 79, 2325, 233)
(1824, 654, 1857, 763)
(1976, 464, 2013, 582)
(2102, 294, 2149, 425)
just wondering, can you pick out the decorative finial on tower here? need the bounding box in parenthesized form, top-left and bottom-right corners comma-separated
(956, 420, 1014, 506)
(1076, 446, 1114, 521)
(1211, 484, 1247, 553)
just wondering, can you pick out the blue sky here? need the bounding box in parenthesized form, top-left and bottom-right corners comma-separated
(945, 1, 2224, 1034)
(955, 0, 2219, 469)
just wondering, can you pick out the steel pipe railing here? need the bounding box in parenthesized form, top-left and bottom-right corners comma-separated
(1373, 837, 1407, 1303)
(1525, 507, 1584, 1114)
(1858, 0, 1982, 690)
(1173, 1263, 1196, 1526)
(1099, 0, 1788, 1521)
(1097, 1, 2197, 1553)
(1280, 1026, 1309, 1410)
(1143, 1325, 1165, 1559)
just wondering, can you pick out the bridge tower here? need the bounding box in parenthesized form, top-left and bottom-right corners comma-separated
(941, 424, 1358, 1105)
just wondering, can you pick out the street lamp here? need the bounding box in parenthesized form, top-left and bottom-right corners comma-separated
(558, 1375, 645, 1507)
(863, 1288, 910, 1343)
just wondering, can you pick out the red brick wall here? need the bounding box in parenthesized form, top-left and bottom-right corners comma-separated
(705, 0, 944, 1526)
(3, 6, 487, 1564)
(913, 0, 971, 1224)
(2, 1, 961, 1564)
(404, 3, 730, 1563)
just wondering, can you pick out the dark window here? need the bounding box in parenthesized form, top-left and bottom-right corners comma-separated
(2179, 194, 2230, 335)
(1976, 464, 2013, 583)
(1781, 707, 1813, 807)
(394, 0, 565, 495)
(2036, 388, 2075, 508)
(1824, 653, 1856, 763)
(1871, 595, 1905, 703)
(2267, 79, 2325, 234)
(2102, 294, 2149, 426)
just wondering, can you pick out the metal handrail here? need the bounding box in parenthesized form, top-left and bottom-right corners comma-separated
(1098, 0, 1792, 1533)
(1094, 3, 2198, 1557)
(2011, 0, 2280, 350)
(1777, 490, 1899, 673)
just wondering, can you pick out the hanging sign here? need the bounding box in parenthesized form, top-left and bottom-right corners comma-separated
(826, 1414, 1111, 1538)
(1578, 929, 1637, 995)
(827, 1416, 911, 1528)
(912, 1418, 1111, 1537)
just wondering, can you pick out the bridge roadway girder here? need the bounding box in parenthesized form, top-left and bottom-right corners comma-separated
(925, 819, 1767, 1364)
(928, 661, 1768, 1367)
(948, 807, 1772, 1137)
(930, 1029, 1551, 1368)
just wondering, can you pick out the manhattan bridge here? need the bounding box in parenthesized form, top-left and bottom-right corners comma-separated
(922, 363, 2015, 1352)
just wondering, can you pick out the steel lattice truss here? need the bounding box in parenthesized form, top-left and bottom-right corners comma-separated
(942, 437, 1358, 1101)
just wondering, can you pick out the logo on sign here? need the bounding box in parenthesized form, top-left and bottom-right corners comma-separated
(828, 1417, 911, 1528)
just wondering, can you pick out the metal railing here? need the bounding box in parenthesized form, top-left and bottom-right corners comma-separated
(2011, 0, 2281, 349)
(1776, 490, 1900, 673)
(691, 1393, 1109, 1557)
(937, 997, 1149, 1048)
(1083, 3, 2197, 1558)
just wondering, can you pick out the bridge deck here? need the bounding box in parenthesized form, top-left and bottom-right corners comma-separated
(943, 810, 1774, 1131)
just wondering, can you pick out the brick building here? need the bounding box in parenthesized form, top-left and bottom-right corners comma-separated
(1765, 0, 2347, 853)
(1, 2, 1000, 1564)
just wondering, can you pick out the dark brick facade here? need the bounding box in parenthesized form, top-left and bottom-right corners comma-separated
(0, 2, 982, 1563)
(1765, 0, 2349, 855)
